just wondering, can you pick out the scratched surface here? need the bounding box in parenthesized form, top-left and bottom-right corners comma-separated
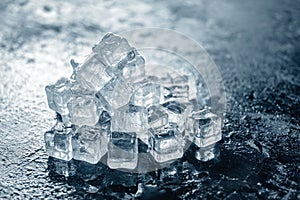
(0, 0, 299, 199)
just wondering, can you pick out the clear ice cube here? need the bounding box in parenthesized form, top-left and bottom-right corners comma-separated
(107, 131, 138, 169)
(149, 126, 183, 163)
(92, 33, 132, 68)
(97, 111, 111, 136)
(186, 109, 222, 147)
(130, 83, 162, 108)
(163, 85, 189, 104)
(98, 76, 132, 110)
(44, 123, 73, 161)
(45, 78, 73, 116)
(76, 54, 113, 91)
(111, 104, 148, 142)
(162, 101, 187, 132)
(148, 106, 168, 128)
(72, 125, 108, 164)
(68, 95, 99, 126)
(121, 49, 146, 83)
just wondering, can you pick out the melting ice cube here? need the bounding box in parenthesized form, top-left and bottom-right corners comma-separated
(92, 33, 132, 68)
(44, 122, 73, 161)
(107, 131, 138, 169)
(148, 106, 168, 129)
(68, 95, 99, 126)
(186, 109, 222, 147)
(45, 78, 73, 116)
(76, 54, 113, 91)
(149, 125, 183, 163)
(97, 76, 132, 110)
(72, 125, 108, 164)
(130, 82, 162, 108)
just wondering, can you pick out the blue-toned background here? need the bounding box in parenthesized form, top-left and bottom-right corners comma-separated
(0, 0, 299, 199)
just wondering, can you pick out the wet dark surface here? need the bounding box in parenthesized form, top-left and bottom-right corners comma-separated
(0, 0, 299, 199)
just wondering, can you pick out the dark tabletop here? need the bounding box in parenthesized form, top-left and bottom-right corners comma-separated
(0, 0, 299, 199)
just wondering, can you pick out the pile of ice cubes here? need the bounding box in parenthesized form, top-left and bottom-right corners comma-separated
(45, 33, 222, 170)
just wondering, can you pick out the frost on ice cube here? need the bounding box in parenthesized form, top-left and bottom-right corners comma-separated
(148, 106, 168, 128)
(44, 123, 73, 161)
(76, 54, 113, 91)
(68, 95, 99, 126)
(92, 33, 132, 68)
(72, 125, 108, 164)
(149, 125, 183, 163)
(45, 78, 72, 116)
(108, 131, 138, 169)
(186, 109, 222, 147)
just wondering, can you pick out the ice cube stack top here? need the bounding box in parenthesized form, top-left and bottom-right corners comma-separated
(45, 33, 222, 170)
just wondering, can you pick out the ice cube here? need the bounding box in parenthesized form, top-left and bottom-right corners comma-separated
(92, 33, 132, 67)
(107, 131, 138, 169)
(70, 59, 80, 80)
(76, 54, 113, 91)
(44, 123, 73, 161)
(148, 106, 168, 128)
(163, 85, 189, 104)
(68, 95, 99, 126)
(72, 125, 108, 164)
(121, 49, 146, 83)
(149, 125, 183, 163)
(111, 104, 148, 142)
(172, 75, 197, 101)
(162, 101, 187, 132)
(45, 78, 73, 116)
(98, 76, 132, 109)
(130, 83, 162, 108)
(97, 110, 111, 133)
(186, 109, 222, 147)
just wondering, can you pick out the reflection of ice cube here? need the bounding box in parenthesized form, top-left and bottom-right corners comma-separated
(92, 33, 131, 67)
(195, 144, 219, 161)
(68, 95, 99, 126)
(98, 76, 132, 109)
(72, 125, 108, 164)
(48, 157, 76, 177)
(130, 83, 162, 108)
(149, 126, 183, 163)
(186, 110, 222, 147)
(45, 78, 73, 116)
(44, 124, 73, 161)
(111, 104, 148, 141)
(76, 54, 113, 91)
(148, 106, 168, 128)
(162, 101, 186, 132)
(107, 132, 138, 169)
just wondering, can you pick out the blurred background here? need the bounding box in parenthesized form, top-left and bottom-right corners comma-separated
(0, 0, 299, 199)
